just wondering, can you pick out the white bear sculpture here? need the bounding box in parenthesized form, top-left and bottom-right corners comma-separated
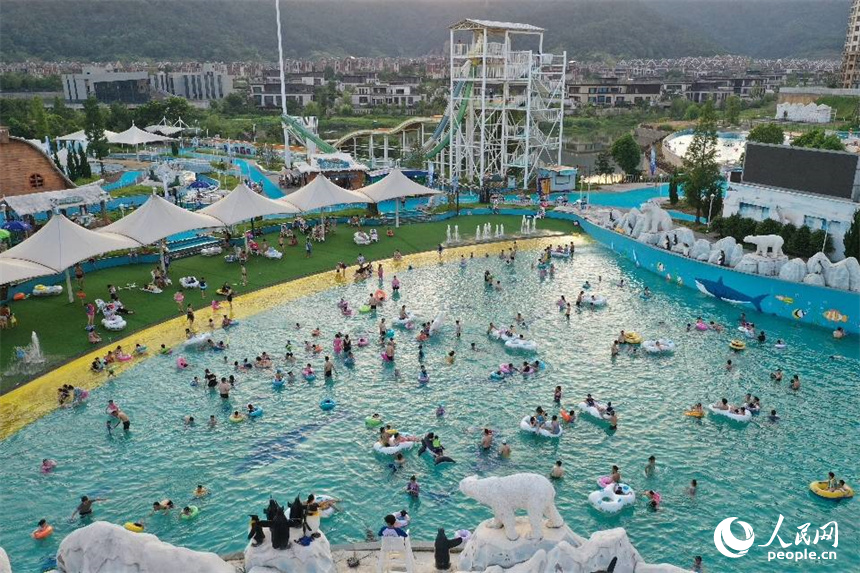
(459, 473, 564, 541)
(743, 234, 784, 258)
(636, 202, 673, 235)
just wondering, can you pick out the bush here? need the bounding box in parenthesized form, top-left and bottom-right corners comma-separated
(736, 217, 757, 243)
(754, 218, 783, 236)
(709, 216, 724, 236)
(809, 229, 834, 256)
(779, 223, 797, 248)
(719, 213, 742, 239)
(788, 225, 813, 258)
(844, 210, 860, 259)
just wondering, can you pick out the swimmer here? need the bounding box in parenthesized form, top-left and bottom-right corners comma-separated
(770, 368, 783, 381)
(725, 359, 733, 371)
(40, 459, 57, 474)
(768, 409, 780, 422)
(32, 519, 52, 539)
(208, 415, 217, 427)
(194, 485, 209, 497)
(790, 375, 801, 390)
(645, 455, 656, 477)
(553, 385, 562, 403)
(419, 365, 429, 383)
(611, 340, 619, 356)
(184, 415, 195, 426)
(644, 490, 661, 509)
(446, 351, 455, 365)
(152, 500, 174, 512)
(688, 479, 698, 496)
(550, 460, 564, 479)
(714, 398, 729, 411)
(498, 440, 511, 458)
(689, 402, 704, 415)
(481, 428, 493, 449)
(436, 404, 446, 417)
(833, 327, 845, 339)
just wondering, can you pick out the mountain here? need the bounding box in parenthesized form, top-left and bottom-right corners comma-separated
(0, 0, 850, 62)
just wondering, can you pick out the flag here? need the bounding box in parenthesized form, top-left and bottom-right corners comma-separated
(649, 145, 657, 176)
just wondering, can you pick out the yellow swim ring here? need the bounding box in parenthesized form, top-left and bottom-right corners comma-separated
(729, 340, 746, 350)
(124, 522, 144, 533)
(229, 413, 244, 423)
(809, 481, 854, 499)
(624, 332, 643, 344)
(684, 410, 704, 418)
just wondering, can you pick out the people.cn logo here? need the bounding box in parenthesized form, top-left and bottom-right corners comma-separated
(714, 517, 756, 558)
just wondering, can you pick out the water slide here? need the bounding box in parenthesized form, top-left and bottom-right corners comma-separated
(282, 114, 337, 154)
(423, 60, 475, 160)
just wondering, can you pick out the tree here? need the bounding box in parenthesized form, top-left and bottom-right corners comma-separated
(724, 96, 741, 125)
(754, 218, 783, 236)
(107, 102, 133, 131)
(810, 229, 833, 256)
(610, 133, 641, 177)
(747, 123, 785, 145)
(29, 97, 49, 139)
(77, 146, 92, 179)
(594, 151, 615, 181)
(83, 96, 109, 174)
(683, 103, 701, 121)
(843, 210, 860, 259)
(66, 146, 79, 180)
(682, 100, 723, 222)
(52, 150, 64, 175)
(791, 128, 845, 151)
(668, 170, 680, 205)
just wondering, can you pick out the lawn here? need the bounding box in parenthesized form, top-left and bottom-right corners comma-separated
(0, 215, 579, 393)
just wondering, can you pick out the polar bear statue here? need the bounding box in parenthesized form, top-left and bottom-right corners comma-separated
(743, 234, 784, 258)
(459, 473, 564, 541)
(638, 202, 673, 234)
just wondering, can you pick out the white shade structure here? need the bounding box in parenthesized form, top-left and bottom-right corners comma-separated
(57, 129, 119, 143)
(279, 175, 369, 212)
(0, 258, 59, 285)
(200, 184, 300, 226)
(100, 194, 221, 246)
(358, 170, 442, 227)
(0, 214, 140, 299)
(358, 169, 442, 202)
(108, 124, 175, 146)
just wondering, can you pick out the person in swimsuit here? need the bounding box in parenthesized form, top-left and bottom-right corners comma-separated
(70, 495, 106, 520)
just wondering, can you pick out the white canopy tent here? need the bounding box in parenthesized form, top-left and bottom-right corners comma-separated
(0, 215, 139, 299)
(108, 124, 175, 146)
(0, 258, 59, 285)
(200, 184, 300, 226)
(57, 129, 119, 143)
(100, 195, 222, 271)
(357, 169, 442, 227)
(279, 175, 369, 240)
(280, 175, 369, 212)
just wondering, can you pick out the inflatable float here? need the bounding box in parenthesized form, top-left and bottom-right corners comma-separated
(32, 284, 63, 296)
(642, 339, 676, 354)
(373, 440, 415, 456)
(809, 481, 854, 499)
(102, 316, 127, 331)
(708, 404, 752, 422)
(505, 338, 538, 352)
(179, 276, 200, 289)
(518, 416, 563, 438)
(577, 401, 613, 421)
(588, 483, 635, 513)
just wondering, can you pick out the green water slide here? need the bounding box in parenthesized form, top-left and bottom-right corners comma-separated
(282, 114, 337, 154)
(425, 80, 472, 160)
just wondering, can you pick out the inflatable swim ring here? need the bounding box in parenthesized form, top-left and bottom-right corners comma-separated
(124, 522, 144, 533)
(32, 284, 63, 296)
(357, 337, 369, 347)
(229, 413, 244, 423)
(180, 506, 199, 520)
(738, 326, 755, 339)
(624, 332, 643, 344)
(518, 415, 563, 438)
(586, 294, 607, 307)
(560, 409, 573, 423)
(183, 332, 212, 347)
(303, 368, 316, 381)
(775, 343, 786, 349)
(576, 401, 612, 421)
(729, 340, 746, 351)
(642, 339, 676, 354)
(550, 250, 571, 259)
(707, 404, 751, 422)
(809, 481, 854, 499)
(365, 416, 383, 428)
(684, 410, 704, 418)
(373, 440, 415, 456)
(359, 305, 372, 314)
(418, 373, 429, 384)
(374, 289, 387, 302)
(248, 407, 264, 418)
(102, 316, 127, 331)
(272, 379, 285, 389)
(695, 323, 708, 331)
(488, 371, 505, 381)
(504, 338, 538, 352)
(588, 483, 635, 513)
(31, 525, 54, 539)
(176, 357, 189, 369)
(314, 494, 338, 518)
(179, 277, 200, 289)
(320, 398, 336, 411)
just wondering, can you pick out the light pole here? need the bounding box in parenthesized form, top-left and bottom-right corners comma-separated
(706, 193, 716, 231)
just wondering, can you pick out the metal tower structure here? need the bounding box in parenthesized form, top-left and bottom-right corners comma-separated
(445, 19, 566, 188)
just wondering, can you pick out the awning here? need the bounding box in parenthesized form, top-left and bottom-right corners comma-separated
(100, 194, 221, 245)
(279, 175, 369, 212)
(57, 129, 119, 142)
(200, 184, 300, 226)
(0, 185, 108, 216)
(109, 124, 175, 146)
(0, 258, 57, 284)
(358, 169, 441, 202)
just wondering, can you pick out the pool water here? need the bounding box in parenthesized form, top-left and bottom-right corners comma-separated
(2, 239, 858, 572)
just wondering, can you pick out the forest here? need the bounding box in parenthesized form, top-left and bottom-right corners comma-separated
(0, 0, 850, 62)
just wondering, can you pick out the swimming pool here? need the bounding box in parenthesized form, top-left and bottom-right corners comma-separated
(2, 238, 857, 572)
(102, 171, 144, 192)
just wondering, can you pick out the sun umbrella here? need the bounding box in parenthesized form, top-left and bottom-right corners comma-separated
(2, 221, 33, 232)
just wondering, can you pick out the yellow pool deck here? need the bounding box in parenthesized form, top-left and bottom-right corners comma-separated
(0, 235, 576, 440)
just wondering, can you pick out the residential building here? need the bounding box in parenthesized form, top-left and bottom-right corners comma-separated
(567, 77, 662, 107)
(842, 0, 860, 88)
(351, 82, 424, 113)
(249, 77, 315, 109)
(0, 127, 73, 198)
(724, 142, 860, 259)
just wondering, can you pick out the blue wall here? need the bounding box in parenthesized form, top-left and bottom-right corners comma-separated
(553, 212, 860, 335)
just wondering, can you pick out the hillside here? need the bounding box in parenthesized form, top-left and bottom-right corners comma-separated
(0, 0, 850, 62)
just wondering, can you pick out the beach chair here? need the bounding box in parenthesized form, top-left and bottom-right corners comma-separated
(376, 536, 415, 573)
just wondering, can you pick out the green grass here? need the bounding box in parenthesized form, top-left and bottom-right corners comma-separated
(0, 215, 579, 394)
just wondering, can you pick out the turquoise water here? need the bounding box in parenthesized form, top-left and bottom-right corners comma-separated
(102, 171, 144, 192)
(3, 240, 858, 572)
